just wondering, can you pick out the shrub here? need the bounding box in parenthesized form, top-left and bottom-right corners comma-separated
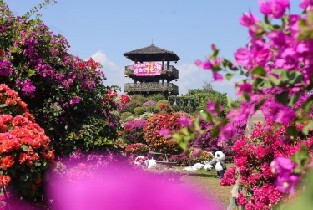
(133, 107, 145, 116)
(123, 119, 146, 144)
(188, 148, 214, 164)
(144, 113, 183, 154)
(125, 143, 149, 156)
(120, 112, 133, 122)
(123, 95, 146, 113)
(143, 100, 156, 108)
(159, 104, 173, 114)
(0, 2, 120, 156)
(147, 106, 160, 113)
(220, 122, 306, 209)
(147, 94, 166, 102)
(0, 84, 54, 201)
(156, 100, 169, 108)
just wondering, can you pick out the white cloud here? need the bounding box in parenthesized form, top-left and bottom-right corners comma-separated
(91, 50, 132, 92)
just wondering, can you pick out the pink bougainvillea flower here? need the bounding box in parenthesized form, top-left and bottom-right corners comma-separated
(179, 116, 192, 127)
(271, 157, 299, 195)
(194, 59, 202, 66)
(275, 108, 296, 125)
(213, 72, 223, 80)
(69, 96, 81, 105)
(202, 61, 213, 70)
(159, 128, 171, 137)
(274, 174, 299, 195)
(240, 12, 258, 27)
(259, 0, 272, 15)
(259, 0, 290, 18)
(300, 0, 313, 9)
(271, 157, 294, 175)
(234, 48, 251, 66)
(236, 83, 253, 96)
(219, 124, 236, 142)
(49, 165, 221, 210)
(206, 100, 222, 115)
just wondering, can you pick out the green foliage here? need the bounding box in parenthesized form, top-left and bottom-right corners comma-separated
(0, 2, 120, 156)
(181, 82, 228, 112)
(147, 106, 160, 113)
(133, 106, 145, 116)
(120, 111, 133, 122)
(123, 95, 146, 113)
(147, 93, 166, 101)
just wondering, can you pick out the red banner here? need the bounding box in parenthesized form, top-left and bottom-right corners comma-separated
(133, 62, 162, 76)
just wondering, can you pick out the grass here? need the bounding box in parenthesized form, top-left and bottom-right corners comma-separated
(175, 164, 234, 209)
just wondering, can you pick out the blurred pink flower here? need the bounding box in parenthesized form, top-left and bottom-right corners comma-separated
(48, 165, 221, 210)
(213, 72, 223, 80)
(159, 128, 171, 138)
(179, 116, 192, 127)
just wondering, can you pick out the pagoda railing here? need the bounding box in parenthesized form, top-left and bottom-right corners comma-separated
(124, 65, 179, 79)
(124, 82, 179, 95)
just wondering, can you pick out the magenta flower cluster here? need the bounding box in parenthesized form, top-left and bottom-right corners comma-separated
(195, 0, 313, 144)
(123, 119, 147, 144)
(220, 122, 305, 209)
(0, 59, 13, 76)
(271, 157, 299, 195)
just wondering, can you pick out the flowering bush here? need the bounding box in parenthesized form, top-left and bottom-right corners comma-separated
(125, 143, 149, 156)
(0, 84, 54, 201)
(188, 148, 214, 164)
(220, 122, 309, 209)
(0, 2, 120, 156)
(143, 100, 156, 108)
(187, 0, 313, 208)
(123, 119, 146, 144)
(144, 113, 183, 154)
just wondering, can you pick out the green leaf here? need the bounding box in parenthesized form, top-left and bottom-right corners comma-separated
(210, 125, 220, 139)
(275, 91, 289, 105)
(268, 75, 280, 86)
(225, 73, 233, 80)
(289, 71, 303, 85)
(212, 49, 220, 58)
(27, 69, 36, 77)
(181, 128, 189, 136)
(0, 104, 8, 108)
(179, 141, 187, 151)
(172, 133, 182, 141)
(34, 162, 42, 167)
(21, 145, 29, 152)
(304, 100, 313, 113)
(302, 120, 313, 135)
(280, 70, 289, 84)
(199, 110, 212, 123)
(251, 66, 266, 76)
(289, 93, 300, 106)
(194, 119, 200, 130)
(286, 126, 298, 137)
(293, 144, 309, 167)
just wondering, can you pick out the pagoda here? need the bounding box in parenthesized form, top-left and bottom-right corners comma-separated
(123, 44, 179, 96)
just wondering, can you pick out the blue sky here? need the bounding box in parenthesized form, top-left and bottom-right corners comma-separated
(4, 0, 302, 99)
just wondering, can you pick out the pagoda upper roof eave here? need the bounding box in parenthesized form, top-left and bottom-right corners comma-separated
(124, 44, 180, 62)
